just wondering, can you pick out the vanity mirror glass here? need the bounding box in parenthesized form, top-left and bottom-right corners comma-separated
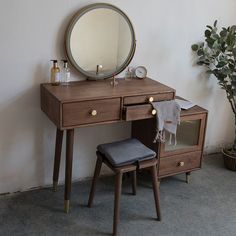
(65, 3, 136, 79)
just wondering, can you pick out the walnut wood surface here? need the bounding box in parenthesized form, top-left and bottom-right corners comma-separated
(41, 78, 176, 212)
(123, 92, 174, 105)
(41, 85, 61, 127)
(53, 129, 64, 188)
(88, 152, 160, 235)
(63, 98, 121, 127)
(158, 151, 201, 176)
(41, 77, 175, 129)
(41, 78, 175, 102)
(131, 103, 208, 178)
(123, 104, 155, 121)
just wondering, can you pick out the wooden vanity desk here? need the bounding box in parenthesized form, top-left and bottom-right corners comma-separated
(41, 77, 175, 212)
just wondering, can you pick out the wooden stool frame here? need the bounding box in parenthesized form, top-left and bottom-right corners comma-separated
(88, 151, 161, 236)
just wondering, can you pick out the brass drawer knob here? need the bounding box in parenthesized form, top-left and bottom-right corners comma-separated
(91, 110, 97, 116)
(152, 109, 157, 115)
(178, 161, 185, 167)
(149, 97, 154, 102)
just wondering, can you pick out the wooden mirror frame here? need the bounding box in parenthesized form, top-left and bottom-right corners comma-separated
(65, 3, 136, 80)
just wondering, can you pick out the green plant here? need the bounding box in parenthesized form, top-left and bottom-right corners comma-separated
(192, 20, 236, 154)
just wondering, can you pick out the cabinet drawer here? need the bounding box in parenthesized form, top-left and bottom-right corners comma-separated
(159, 151, 201, 176)
(123, 92, 174, 105)
(123, 104, 157, 121)
(63, 98, 121, 127)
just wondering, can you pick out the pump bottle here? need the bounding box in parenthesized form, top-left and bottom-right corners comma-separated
(50, 60, 60, 85)
(61, 60, 70, 85)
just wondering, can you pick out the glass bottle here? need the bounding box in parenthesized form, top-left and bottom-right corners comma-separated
(50, 60, 60, 85)
(61, 60, 70, 85)
(125, 66, 132, 81)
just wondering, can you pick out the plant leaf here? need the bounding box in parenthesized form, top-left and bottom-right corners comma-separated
(230, 25, 236, 32)
(205, 30, 211, 37)
(232, 48, 236, 57)
(197, 49, 204, 56)
(191, 44, 199, 51)
(206, 38, 215, 48)
(206, 25, 213, 30)
(197, 61, 205, 65)
(220, 29, 227, 37)
(214, 20, 218, 27)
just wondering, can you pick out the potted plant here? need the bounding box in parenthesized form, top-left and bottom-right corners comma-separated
(191, 20, 236, 170)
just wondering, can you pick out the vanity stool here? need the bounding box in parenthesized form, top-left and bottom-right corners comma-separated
(88, 138, 161, 236)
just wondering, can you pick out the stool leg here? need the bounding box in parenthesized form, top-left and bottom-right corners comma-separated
(88, 157, 103, 208)
(132, 171, 137, 195)
(113, 172, 123, 236)
(150, 165, 161, 221)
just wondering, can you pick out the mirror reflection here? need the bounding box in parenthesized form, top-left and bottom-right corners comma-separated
(66, 4, 135, 79)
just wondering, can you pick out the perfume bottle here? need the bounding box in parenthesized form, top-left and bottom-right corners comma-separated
(50, 60, 60, 85)
(61, 60, 70, 85)
(125, 66, 133, 80)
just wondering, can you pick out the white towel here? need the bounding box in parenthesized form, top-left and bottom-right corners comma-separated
(151, 100, 181, 144)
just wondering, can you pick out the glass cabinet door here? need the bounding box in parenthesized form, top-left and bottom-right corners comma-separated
(164, 119, 201, 152)
(159, 113, 206, 157)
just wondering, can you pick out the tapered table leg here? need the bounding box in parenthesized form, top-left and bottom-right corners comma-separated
(64, 129, 74, 213)
(53, 129, 64, 192)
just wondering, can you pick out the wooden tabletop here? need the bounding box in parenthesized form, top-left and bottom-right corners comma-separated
(176, 96, 208, 116)
(41, 78, 176, 103)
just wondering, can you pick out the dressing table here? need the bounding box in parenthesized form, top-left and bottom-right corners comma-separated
(41, 77, 175, 212)
(40, 3, 207, 213)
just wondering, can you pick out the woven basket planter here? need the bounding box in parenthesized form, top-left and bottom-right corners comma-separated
(222, 149, 236, 171)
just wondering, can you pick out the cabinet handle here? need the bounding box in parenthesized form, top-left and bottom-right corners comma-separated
(149, 97, 154, 102)
(151, 109, 157, 115)
(178, 161, 185, 167)
(91, 110, 97, 116)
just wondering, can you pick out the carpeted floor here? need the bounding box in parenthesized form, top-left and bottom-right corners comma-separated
(0, 154, 236, 236)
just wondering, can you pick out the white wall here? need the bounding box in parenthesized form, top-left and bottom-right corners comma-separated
(0, 0, 236, 194)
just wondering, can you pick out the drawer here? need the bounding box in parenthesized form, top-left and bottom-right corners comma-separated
(159, 151, 201, 176)
(62, 98, 121, 127)
(123, 104, 157, 121)
(123, 92, 174, 105)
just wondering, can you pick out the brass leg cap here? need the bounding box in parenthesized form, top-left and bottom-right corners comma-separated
(64, 200, 70, 213)
(53, 181, 58, 192)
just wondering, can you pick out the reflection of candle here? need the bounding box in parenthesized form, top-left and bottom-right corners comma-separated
(96, 65, 103, 75)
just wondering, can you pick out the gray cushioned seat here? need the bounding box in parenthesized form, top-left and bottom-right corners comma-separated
(97, 138, 156, 167)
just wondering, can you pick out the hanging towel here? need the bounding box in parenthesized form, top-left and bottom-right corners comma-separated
(151, 100, 181, 145)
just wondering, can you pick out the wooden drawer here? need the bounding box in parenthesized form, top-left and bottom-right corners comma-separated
(62, 98, 121, 127)
(123, 104, 156, 121)
(159, 151, 201, 177)
(123, 92, 174, 105)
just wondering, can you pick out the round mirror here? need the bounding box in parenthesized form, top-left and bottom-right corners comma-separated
(65, 3, 136, 79)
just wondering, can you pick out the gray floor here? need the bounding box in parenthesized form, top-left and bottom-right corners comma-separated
(0, 154, 236, 236)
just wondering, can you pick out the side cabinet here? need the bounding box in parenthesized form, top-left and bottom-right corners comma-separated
(132, 105, 208, 181)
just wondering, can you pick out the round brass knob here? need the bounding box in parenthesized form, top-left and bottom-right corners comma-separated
(152, 109, 157, 115)
(149, 97, 154, 102)
(179, 161, 185, 167)
(91, 110, 97, 116)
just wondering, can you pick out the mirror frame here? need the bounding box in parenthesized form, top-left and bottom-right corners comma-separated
(65, 3, 136, 79)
